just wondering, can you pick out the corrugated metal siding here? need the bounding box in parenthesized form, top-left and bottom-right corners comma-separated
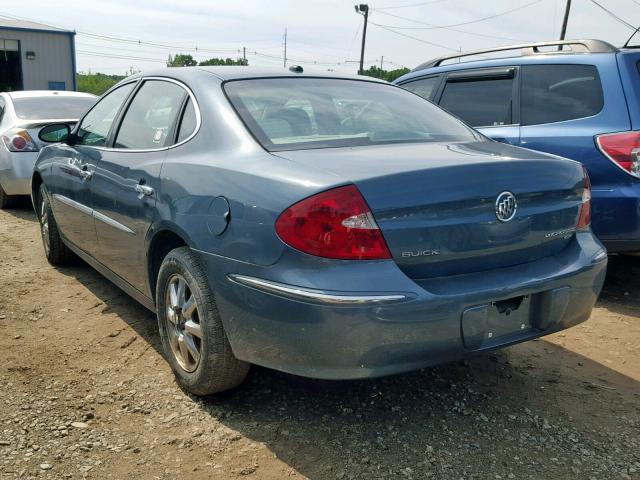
(0, 29, 74, 91)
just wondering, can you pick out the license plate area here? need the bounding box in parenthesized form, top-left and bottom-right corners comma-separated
(461, 294, 534, 351)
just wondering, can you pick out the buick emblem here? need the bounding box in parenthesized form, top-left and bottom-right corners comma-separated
(495, 191, 517, 222)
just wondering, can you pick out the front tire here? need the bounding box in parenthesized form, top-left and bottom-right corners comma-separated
(156, 247, 249, 395)
(37, 184, 74, 265)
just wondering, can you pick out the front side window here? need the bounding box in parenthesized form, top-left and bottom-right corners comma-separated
(401, 76, 441, 101)
(76, 83, 136, 147)
(521, 64, 604, 126)
(224, 78, 479, 152)
(114, 80, 187, 149)
(439, 76, 514, 127)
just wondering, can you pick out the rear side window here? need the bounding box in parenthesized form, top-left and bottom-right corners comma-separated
(521, 65, 603, 125)
(177, 99, 198, 143)
(439, 77, 514, 127)
(401, 76, 441, 101)
(114, 80, 187, 149)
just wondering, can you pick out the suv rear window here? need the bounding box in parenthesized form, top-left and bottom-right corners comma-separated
(521, 64, 603, 125)
(439, 77, 514, 127)
(224, 78, 479, 152)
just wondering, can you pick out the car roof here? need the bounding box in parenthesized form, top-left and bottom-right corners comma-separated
(124, 66, 389, 84)
(396, 39, 620, 83)
(6, 91, 97, 99)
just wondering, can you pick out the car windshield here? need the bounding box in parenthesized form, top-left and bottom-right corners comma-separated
(224, 78, 480, 151)
(12, 96, 96, 120)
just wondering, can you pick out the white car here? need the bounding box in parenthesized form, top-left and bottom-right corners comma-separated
(0, 90, 96, 208)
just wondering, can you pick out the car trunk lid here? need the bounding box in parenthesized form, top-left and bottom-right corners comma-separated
(274, 141, 585, 278)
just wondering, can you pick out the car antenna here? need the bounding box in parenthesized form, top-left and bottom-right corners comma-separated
(623, 25, 640, 48)
(289, 65, 303, 73)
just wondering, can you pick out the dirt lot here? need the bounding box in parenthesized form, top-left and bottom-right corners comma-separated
(0, 203, 638, 480)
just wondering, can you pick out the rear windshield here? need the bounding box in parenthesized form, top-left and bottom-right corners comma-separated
(12, 96, 96, 120)
(224, 78, 479, 151)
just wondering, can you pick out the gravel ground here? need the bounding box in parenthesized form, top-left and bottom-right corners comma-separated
(0, 203, 638, 480)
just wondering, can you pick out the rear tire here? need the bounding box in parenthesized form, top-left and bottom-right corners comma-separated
(156, 246, 249, 396)
(37, 184, 74, 265)
(0, 184, 14, 209)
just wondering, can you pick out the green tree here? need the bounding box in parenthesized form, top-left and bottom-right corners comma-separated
(76, 72, 126, 95)
(167, 54, 198, 67)
(198, 57, 248, 66)
(361, 65, 410, 82)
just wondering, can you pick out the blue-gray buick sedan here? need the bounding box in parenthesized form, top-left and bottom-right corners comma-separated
(32, 67, 607, 395)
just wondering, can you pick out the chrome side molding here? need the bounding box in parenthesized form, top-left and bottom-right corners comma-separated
(53, 194, 135, 236)
(228, 274, 409, 305)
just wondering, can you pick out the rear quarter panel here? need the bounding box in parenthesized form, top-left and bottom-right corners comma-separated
(153, 78, 341, 267)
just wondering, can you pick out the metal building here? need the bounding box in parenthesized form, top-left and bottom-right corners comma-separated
(0, 19, 76, 92)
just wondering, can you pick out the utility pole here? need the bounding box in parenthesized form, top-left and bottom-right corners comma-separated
(380, 55, 383, 70)
(559, 0, 571, 40)
(355, 4, 369, 75)
(243, 46, 246, 65)
(283, 28, 287, 68)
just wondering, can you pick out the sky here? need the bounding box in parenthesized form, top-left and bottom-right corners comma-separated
(1, 0, 639, 75)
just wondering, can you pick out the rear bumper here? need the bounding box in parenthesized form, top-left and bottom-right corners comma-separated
(0, 151, 38, 196)
(592, 183, 640, 252)
(199, 232, 607, 380)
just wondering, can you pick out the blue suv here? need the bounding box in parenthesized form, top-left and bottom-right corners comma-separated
(396, 39, 640, 253)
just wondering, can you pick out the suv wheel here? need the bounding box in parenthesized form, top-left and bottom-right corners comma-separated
(38, 184, 74, 265)
(156, 247, 249, 395)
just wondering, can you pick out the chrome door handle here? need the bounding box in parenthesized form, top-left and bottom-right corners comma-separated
(135, 184, 154, 197)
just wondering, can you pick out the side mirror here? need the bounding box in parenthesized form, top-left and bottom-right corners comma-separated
(39, 123, 71, 143)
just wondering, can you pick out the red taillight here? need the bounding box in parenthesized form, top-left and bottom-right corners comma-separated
(12, 136, 27, 150)
(1, 128, 38, 152)
(275, 185, 391, 260)
(577, 167, 591, 230)
(596, 131, 640, 178)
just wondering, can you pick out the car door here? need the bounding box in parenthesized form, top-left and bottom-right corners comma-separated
(91, 78, 190, 293)
(434, 67, 521, 145)
(49, 82, 136, 255)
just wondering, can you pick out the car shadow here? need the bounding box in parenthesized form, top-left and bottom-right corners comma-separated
(53, 251, 640, 479)
(597, 254, 640, 316)
(56, 262, 162, 353)
(1, 197, 37, 222)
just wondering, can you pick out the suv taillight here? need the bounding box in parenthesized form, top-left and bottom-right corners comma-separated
(595, 131, 640, 178)
(275, 185, 391, 260)
(1, 128, 38, 152)
(577, 167, 591, 230)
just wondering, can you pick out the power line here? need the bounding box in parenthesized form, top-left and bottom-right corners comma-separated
(76, 50, 167, 63)
(0, 11, 353, 67)
(588, 0, 636, 30)
(375, 0, 447, 10)
(368, 21, 460, 52)
(370, 9, 530, 41)
(372, 0, 545, 30)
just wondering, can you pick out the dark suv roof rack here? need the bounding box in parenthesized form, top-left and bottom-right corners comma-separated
(413, 39, 618, 71)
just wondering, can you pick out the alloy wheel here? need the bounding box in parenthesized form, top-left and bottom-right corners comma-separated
(164, 274, 202, 373)
(40, 199, 50, 256)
